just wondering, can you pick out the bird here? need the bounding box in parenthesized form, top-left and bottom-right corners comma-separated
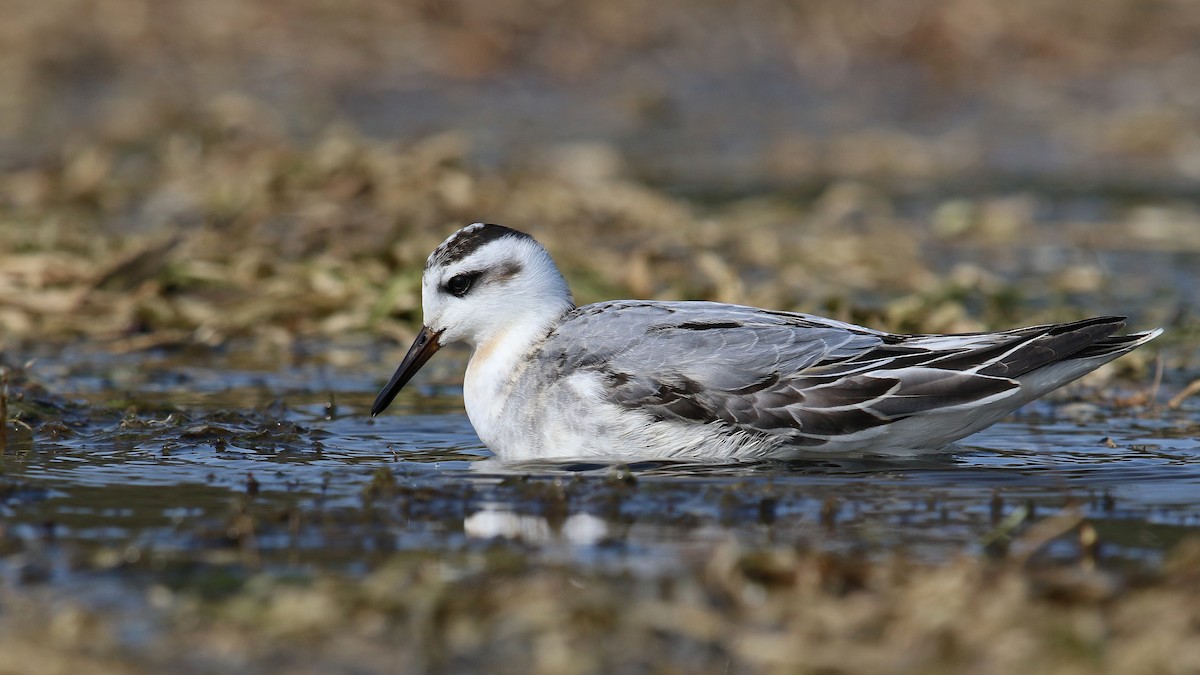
(371, 222, 1162, 463)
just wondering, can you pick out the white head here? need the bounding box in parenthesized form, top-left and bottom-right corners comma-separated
(421, 223, 574, 346)
(372, 223, 574, 416)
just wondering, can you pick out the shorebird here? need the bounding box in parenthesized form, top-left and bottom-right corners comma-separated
(371, 223, 1161, 463)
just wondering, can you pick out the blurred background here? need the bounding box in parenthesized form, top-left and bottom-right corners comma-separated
(4, 4, 1200, 671)
(1, 0, 1197, 370)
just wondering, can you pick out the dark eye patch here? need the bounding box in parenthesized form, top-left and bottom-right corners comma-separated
(444, 271, 483, 298)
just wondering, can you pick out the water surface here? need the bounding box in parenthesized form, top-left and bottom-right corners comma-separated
(4, 346, 1198, 590)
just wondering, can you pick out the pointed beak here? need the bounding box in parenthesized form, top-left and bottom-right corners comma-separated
(371, 326, 443, 417)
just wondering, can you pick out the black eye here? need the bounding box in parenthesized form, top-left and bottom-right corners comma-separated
(445, 272, 480, 298)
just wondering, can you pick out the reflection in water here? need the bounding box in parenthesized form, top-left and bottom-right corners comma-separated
(464, 507, 609, 546)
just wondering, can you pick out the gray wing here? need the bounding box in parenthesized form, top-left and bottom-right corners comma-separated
(541, 300, 892, 443)
(542, 303, 1134, 446)
(544, 300, 883, 386)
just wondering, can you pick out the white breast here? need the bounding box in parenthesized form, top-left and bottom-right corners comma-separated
(462, 323, 560, 452)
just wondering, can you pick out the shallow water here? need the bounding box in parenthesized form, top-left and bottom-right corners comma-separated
(3, 345, 1199, 596)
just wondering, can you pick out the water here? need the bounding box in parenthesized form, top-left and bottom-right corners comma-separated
(4, 346, 1199, 593)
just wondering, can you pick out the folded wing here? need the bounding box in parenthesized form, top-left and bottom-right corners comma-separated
(545, 303, 1141, 447)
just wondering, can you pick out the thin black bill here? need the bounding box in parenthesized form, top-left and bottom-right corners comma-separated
(371, 326, 443, 416)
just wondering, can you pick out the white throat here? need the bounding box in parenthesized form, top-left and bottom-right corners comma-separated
(462, 312, 565, 447)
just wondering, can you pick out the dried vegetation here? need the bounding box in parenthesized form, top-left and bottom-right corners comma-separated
(0, 113, 1193, 371)
(1, 1, 1198, 672)
(0, 540, 1198, 674)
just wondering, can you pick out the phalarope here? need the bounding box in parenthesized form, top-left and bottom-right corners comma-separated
(372, 223, 1161, 463)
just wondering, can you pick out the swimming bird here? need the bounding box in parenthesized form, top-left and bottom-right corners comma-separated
(371, 223, 1161, 463)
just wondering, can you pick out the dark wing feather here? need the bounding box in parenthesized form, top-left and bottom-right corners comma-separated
(975, 316, 1122, 377)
